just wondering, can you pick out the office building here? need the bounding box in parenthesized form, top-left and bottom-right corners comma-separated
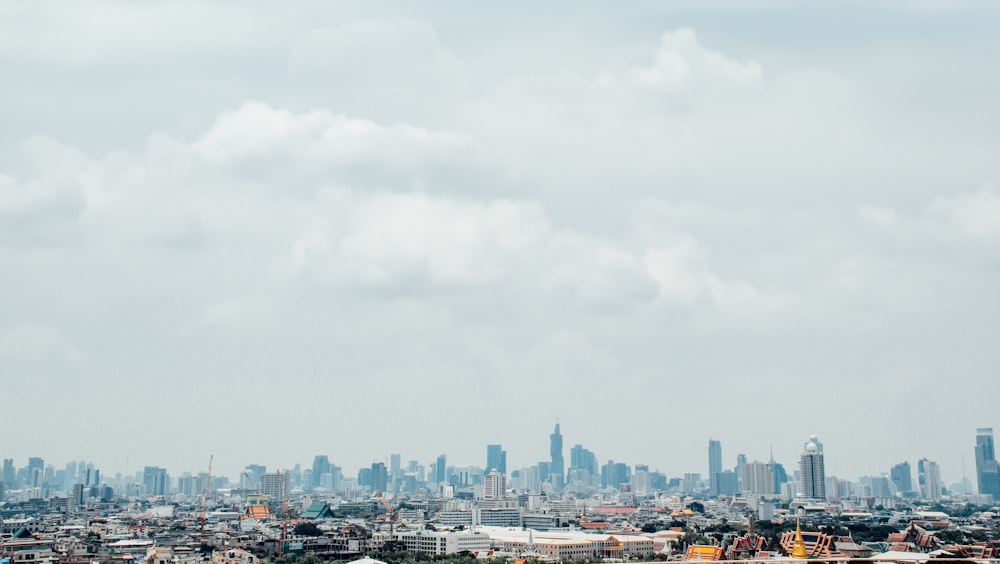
(975, 428, 1000, 499)
(484, 468, 506, 500)
(550, 423, 564, 486)
(708, 440, 722, 495)
(918, 458, 942, 500)
(486, 444, 506, 475)
(799, 436, 826, 500)
(371, 462, 388, 493)
(889, 461, 912, 495)
(436, 454, 447, 484)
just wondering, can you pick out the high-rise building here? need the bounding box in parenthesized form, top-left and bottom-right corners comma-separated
(142, 466, 167, 496)
(890, 461, 913, 495)
(371, 462, 388, 493)
(799, 436, 826, 500)
(918, 458, 942, 500)
(484, 468, 506, 500)
(436, 454, 447, 484)
(486, 444, 506, 475)
(260, 471, 289, 502)
(739, 461, 774, 496)
(708, 440, 722, 495)
(312, 455, 330, 488)
(550, 423, 564, 486)
(975, 428, 1000, 499)
(27, 457, 44, 488)
(2, 459, 15, 488)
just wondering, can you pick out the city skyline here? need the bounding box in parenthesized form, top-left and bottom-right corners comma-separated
(3, 3, 999, 484)
(4, 425, 992, 496)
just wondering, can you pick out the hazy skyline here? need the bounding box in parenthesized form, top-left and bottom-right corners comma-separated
(2, 2, 999, 483)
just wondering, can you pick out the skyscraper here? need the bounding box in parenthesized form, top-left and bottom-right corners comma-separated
(486, 444, 506, 474)
(484, 468, 506, 499)
(371, 462, 388, 493)
(974, 428, 1000, 499)
(436, 454, 447, 484)
(799, 436, 826, 500)
(708, 440, 722, 495)
(312, 455, 330, 488)
(918, 458, 942, 500)
(550, 423, 564, 485)
(889, 461, 912, 495)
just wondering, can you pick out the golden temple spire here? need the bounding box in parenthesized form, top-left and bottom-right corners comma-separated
(791, 518, 808, 559)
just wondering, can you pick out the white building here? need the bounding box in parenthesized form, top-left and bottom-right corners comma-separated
(393, 530, 492, 555)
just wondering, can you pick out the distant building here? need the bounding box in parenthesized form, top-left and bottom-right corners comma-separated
(259, 471, 289, 503)
(483, 468, 506, 500)
(311, 455, 330, 489)
(436, 455, 447, 485)
(799, 436, 826, 500)
(918, 458, 942, 500)
(974, 428, 1000, 499)
(142, 466, 167, 496)
(486, 445, 506, 475)
(739, 461, 774, 496)
(371, 462, 388, 493)
(550, 423, 564, 488)
(890, 461, 913, 495)
(708, 440, 722, 495)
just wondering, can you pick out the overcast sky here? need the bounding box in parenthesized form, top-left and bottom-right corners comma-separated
(2, 1, 999, 486)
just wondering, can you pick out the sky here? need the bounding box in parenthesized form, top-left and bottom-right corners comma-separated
(2, 1, 999, 486)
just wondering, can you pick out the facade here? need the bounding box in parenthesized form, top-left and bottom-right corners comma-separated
(371, 462, 388, 493)
(708, 440, 722, 495)
(485, 445, 506, 475)
(739, 461, 774, 496)
(393, 530, 491, 555)
(259, 471, 289, 502)
(918, 458, 942, 500)
(550, 423, 564, 487)
(799, 437, 826, 500)
(483, 469, 506, 500)
(974, 428, 1000, 499)
(889, 461, 912, 495)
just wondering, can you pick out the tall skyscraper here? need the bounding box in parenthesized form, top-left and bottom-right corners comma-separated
(550, 423, 564, 485)
(974, 428, 1000, 499)
(436, 454, 447, 484)
(890, 461, 912, 495)
(799, 436, 826, 500)
(708, 440, 722, 495)
(371, 462, 388, 493)
(312, 455, 330, 488)
(486, 444, 506, 474)
(918, 458, 942, 500)
(142, 466, 167, 496)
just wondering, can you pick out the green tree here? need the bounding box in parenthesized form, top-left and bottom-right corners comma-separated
(293, 522, 323, 537)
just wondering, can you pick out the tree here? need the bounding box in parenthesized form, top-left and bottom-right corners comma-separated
(293, 522, 323, 537)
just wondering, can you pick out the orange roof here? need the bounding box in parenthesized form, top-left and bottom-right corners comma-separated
(245, 505, 273, 520)
(685, 545, 724, 561)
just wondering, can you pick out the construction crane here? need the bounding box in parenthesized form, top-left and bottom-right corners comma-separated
(373, 491, 398, 536)
(199, 454, 214, 535)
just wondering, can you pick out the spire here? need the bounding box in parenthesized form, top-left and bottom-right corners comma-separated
(791, 518, 808, 559)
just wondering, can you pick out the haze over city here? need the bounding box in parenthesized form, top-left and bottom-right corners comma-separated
(2, 1, 999, 482)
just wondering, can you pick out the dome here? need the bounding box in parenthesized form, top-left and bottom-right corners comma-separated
(805, 442, 818, 453)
